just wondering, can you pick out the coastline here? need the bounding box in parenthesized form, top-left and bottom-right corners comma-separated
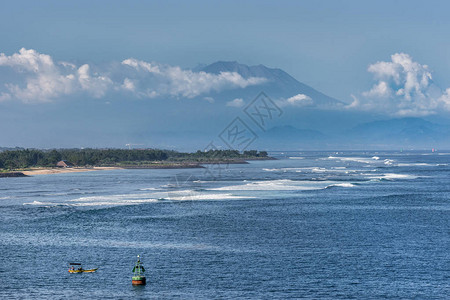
(0, 172, 29, 178)
(20, 167, 122, 176)
(1, 157, 275, 177)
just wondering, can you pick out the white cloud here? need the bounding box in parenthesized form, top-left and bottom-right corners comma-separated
(77, 64, 112, 98)
(226, 98, 244, 107)
(0, 48, 267, 103)
(362, 81, 391, 98)
(121, 58, 266, 99)
(122, 78, 136, 91)
(286, 93, 312, 105)
(122, 58, 161, 73)
(0, 48, 112, 102)
(276, 93, 313, 107)
(59, 61, 76, 69)
(438, 88, 450, 111)
(351, 52, 450, 116)
(347, 94, 360, 109)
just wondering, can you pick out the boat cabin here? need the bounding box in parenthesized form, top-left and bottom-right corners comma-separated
(69, 262, 83, 271)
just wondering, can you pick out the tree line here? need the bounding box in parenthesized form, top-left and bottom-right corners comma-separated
(0, 148, 268, 170)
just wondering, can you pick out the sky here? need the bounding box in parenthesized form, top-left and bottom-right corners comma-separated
(1, 0, 450, 149)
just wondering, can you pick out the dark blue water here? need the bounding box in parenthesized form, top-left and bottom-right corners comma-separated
(1, 151, 449, 299)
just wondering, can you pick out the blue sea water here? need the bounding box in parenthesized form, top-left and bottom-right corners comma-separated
(0, 151, 449, 299)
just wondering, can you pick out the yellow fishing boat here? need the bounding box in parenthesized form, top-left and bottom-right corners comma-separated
(68, 263, 98, 273)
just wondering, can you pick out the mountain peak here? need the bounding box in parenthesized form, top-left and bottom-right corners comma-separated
(200, 61, 273, 78)
(198, 61, 344, 107)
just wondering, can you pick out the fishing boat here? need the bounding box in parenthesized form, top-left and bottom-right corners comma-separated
(68, 263, 98, 273)
(132, 255, 146, 285)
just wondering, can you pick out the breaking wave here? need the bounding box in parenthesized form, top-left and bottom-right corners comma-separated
(365, 173, 418, 180)
(210, 179, 355, 191)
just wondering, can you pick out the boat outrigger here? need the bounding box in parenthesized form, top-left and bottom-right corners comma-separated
(132, 255, 146, 285)
(68, 263, 98, 273)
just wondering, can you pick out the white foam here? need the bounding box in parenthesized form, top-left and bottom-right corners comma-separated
(42, 192, 69, 196)
(384, 159, 395, 165)
(71, 199, 159, 206)
(264, 167, 351, 174)
(24, 197, 160, 207)
(54, 192, 163, 206)
(263, 168, 282, 172)
(36, 188, 256, 205)
(329, 183, 356, 188)
(327, 156, 376, 164)
(263, 167, 311, 172)
(397, 163, 437, 167)
(23, 200, 54, 206)
(383, 173, 418, 180)
(289, 157, 304, 159)
(210, 179, 354, 191)
(166, 189, 198, 195)
(310, 167, 354, 173)
(366, 173, 418, 180)
(328, 156, 397, 165)
(160, 183, 177, 188)
(139, 187, 159, 191)
(69, 193, 151, 202)
(167, 193, 252, 201)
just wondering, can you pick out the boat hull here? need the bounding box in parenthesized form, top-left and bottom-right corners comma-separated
(132, 276, 146, 285)
(68, 268, 98, 273)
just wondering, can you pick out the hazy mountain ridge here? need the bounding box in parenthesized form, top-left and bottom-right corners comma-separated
(254, 118, 450, 150)
(345, 117, 450, 148)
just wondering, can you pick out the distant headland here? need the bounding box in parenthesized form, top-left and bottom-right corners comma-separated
(0, 148, 272, 177)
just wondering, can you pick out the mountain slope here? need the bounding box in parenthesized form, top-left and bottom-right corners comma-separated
(198, 61, 344, 107)
(252, 118, 450, 150)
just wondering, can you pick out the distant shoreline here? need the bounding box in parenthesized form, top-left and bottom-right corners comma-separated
(21, 167, 122, 176)
(1, 157, 274, 177)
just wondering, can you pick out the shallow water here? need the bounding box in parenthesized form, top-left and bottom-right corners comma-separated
(0, 151, 449, 299)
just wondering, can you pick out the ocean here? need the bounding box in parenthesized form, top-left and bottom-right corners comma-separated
(0, 151, 449, 299)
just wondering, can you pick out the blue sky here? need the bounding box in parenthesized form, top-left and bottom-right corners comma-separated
(1, 0, 450, 148)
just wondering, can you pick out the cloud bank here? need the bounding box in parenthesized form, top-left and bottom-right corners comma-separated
(121, 58, 266, 99)
(0, 48, 111, 103)
(0, 48, 266, 103)
(3, 49, 450, 117)
(351, 53, 450, 116)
